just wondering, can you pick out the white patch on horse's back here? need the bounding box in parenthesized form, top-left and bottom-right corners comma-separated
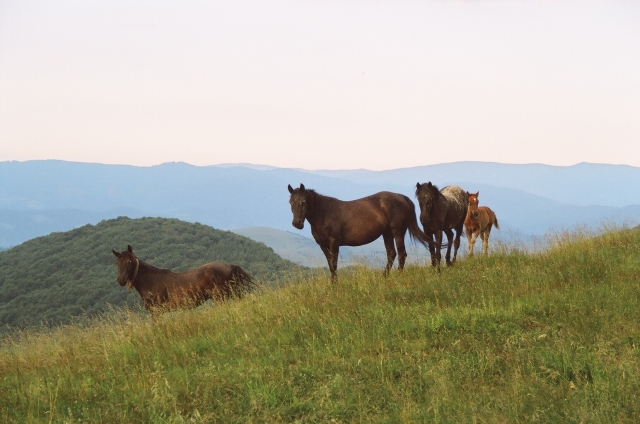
(441, 185, 467, 210)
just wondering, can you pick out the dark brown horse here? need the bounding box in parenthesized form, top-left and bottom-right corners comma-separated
(415, 182, 468, 270)
(288, 184, 434, 280)
(464, 191, 500, 256)
(112, 245, 254, 316)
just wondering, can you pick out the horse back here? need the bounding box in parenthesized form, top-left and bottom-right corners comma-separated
(478, 206, 499, 229)
(309, 190, 427, 248)
(440, 186, 468, 227)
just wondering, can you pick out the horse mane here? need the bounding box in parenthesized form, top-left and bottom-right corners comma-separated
(305, 188, 344, 205)
(416, 182, 442, 200)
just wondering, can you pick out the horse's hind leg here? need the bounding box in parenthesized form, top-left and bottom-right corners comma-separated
(444, 228, 454, 266)
(382, 232, 397, 276)
(394, 232, 408, 271)
(481, 225, 492, 256)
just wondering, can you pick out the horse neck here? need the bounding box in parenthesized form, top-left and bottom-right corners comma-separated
(466, 204, 474, 219)
(131, 259, 166, 291)
(305, 190, 332, 225)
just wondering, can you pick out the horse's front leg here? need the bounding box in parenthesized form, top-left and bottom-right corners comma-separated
(143, 298, 161, 321)
(434, 230, 443, 272)
(321, 243, 339, 281)
(481, 228, 491, 256)
(444, 228, 454, 266)
(451, 225, 463, 264)
(467, 228, 478, 256)
(425, 231, 437, 267)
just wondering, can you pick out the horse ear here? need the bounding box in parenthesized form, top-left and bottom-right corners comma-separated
(416, 182, 421, 190)
(300, 183, 305, 191)
(288, 184, 294, 194)
(127, 245, 133, 253)
(427, 182, 433, 188)
(476, 191, 480, 197)
(112, 250, 120, 257)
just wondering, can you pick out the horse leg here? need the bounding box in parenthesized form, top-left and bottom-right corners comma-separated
(465, 225, 474, 256)
(452, 224, 463, 263)
(382, 232, 397, 276)
(444, 228, 454, 266)
(321, 243, 340, 281)
(434, 230, 443, 272)
(143, 299, 161, 321)
(425, 231, 437, 267)
(482, 224, 492, 256)
(467, 228, 478, 256)
(394, 232, 408, 272)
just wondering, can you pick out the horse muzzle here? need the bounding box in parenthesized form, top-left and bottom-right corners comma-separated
(292, 219, 304, 230)
(472, 211, 479, 218)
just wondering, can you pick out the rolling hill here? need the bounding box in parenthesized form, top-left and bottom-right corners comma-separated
(0, 217, 303, 331)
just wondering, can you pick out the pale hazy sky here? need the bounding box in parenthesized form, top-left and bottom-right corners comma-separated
(1, 0, 639, 170)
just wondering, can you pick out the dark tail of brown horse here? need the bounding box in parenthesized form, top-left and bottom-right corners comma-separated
(407, 205, 452, 249)
(406, 210, 450, 249)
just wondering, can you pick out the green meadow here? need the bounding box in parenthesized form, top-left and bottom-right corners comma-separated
(1, 227, 639, 423)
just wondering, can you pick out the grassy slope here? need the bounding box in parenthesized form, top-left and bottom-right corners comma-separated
(1, 228, 639, 422)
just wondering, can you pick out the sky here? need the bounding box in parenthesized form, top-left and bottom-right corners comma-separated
(1, 0, 639, 171)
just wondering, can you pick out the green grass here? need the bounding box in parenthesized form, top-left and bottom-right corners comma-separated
(1, 227, 639, 423)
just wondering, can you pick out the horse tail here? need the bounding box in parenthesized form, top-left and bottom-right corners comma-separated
(486, 208, 499, 230)
(229, 265, 256, 297)
(407, 216, 433, 249)
(405, 203, 449, 249)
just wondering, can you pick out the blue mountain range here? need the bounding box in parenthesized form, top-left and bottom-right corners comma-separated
(1, 161, 639, 259)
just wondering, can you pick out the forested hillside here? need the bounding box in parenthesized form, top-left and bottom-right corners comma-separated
(0, 217, 303, 331)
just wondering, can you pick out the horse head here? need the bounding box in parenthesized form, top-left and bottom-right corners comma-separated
(112, 245, 140, 290)
(467, 191, 480, 218)
(288, 183, 308, 230)
(415, 182, 441, 226)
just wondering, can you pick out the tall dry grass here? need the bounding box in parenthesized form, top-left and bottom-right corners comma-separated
(1, 226, 639, 422)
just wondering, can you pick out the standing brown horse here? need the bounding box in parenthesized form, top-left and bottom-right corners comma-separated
(415, 182, 468, 271)
(464, 191, 500, 256)
(112, 245, 254, 316)
(288, 184, 434, 280)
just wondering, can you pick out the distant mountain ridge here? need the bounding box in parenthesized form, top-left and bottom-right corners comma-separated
(1, 160, 639, 252)
(304, 162, 640, 207)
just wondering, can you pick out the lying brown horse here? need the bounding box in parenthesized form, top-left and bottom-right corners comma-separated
(288, 184, 434, 280)
(112, 245, 254, 316)
(464, 191, 500, 256)
(415, 182, 468, 270)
